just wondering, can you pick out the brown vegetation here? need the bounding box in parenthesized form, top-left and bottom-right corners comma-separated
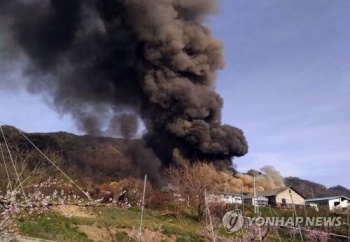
(1, 126, 348, 202)
(166, 162, 222, 221)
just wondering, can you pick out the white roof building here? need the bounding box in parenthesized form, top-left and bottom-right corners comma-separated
(305, 196, 350, 211)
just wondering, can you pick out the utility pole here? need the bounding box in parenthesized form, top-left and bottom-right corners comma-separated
(241, 182, 244, 215)
(253, 176, 261, 242)
(253, 175, 257, 214)
(290, 189, 304, 242)
(204, 189, 216, 242)
(138, 174, 147, 242)
(347, 203, 349, 242)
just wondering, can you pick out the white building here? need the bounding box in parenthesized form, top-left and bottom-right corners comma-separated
(305, 196, 350, 212)
(244, 187, 305, 207)
(208, 192, 243, 204)
(244, 196, 269, 206)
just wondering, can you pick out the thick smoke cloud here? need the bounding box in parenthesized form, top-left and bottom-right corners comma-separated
(219, 166, 286, 192)
(0, 0, 248, 179)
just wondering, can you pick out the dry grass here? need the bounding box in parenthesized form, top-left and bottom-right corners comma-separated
(78, 225, 112, 242)
(53, 205, 97, 218)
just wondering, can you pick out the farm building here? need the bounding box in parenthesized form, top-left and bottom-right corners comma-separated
(244, 186, 306, 207)
(305, 196, 350, 212)
(244, 196, 269, 206)
(207, 192, 243, 204)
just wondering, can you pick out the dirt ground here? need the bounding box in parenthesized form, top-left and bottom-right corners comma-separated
(52, 205, 96, 218)
(78, 225, 177, 242)
(53, 205, 177, 242)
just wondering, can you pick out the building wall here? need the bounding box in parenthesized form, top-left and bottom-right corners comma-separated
(217, 195, 243, 204)
(208, 194, 242, 204)
(225, 195, 242, 204)
(328, 198, 350, 211)
(244, 197, 268, 206)
(244, 198, 253, 205)
(275, 189, 305, 205)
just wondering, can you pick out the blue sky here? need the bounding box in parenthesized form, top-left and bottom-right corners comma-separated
(0, 0, 349, 188)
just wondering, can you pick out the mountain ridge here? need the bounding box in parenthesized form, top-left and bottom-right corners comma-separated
(1, 125, 349, 197)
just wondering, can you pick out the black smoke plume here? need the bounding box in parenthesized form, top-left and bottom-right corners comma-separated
(0, 0, 248, 181)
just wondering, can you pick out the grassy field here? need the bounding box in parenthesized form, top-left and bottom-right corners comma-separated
(17, 205, 207, 242)
(13, 204, 349, 242)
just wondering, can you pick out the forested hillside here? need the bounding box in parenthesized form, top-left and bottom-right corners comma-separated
(1, 125, 349, 196)
(0, 125, 139, 184)
(285, 177, 350, 198)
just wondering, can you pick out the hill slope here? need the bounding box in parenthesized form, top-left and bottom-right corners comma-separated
(1, 125, 140, 183)
(285, 176, 350, 198)
(1, 125, 349, 197)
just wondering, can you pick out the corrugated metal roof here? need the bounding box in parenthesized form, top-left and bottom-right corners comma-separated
(305, 196, 350, 202)
(218, 192, 244, 197)
(243, 195, 268, 200)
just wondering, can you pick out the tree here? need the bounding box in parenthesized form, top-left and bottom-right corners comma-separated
(0, 129, 77, 239)
(166, 162, 221, 221)
(0, 144, 67, 192)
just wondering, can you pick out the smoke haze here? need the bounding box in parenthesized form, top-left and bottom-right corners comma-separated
(0, 0, 248, 181)
(219, 165, 286, 192)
